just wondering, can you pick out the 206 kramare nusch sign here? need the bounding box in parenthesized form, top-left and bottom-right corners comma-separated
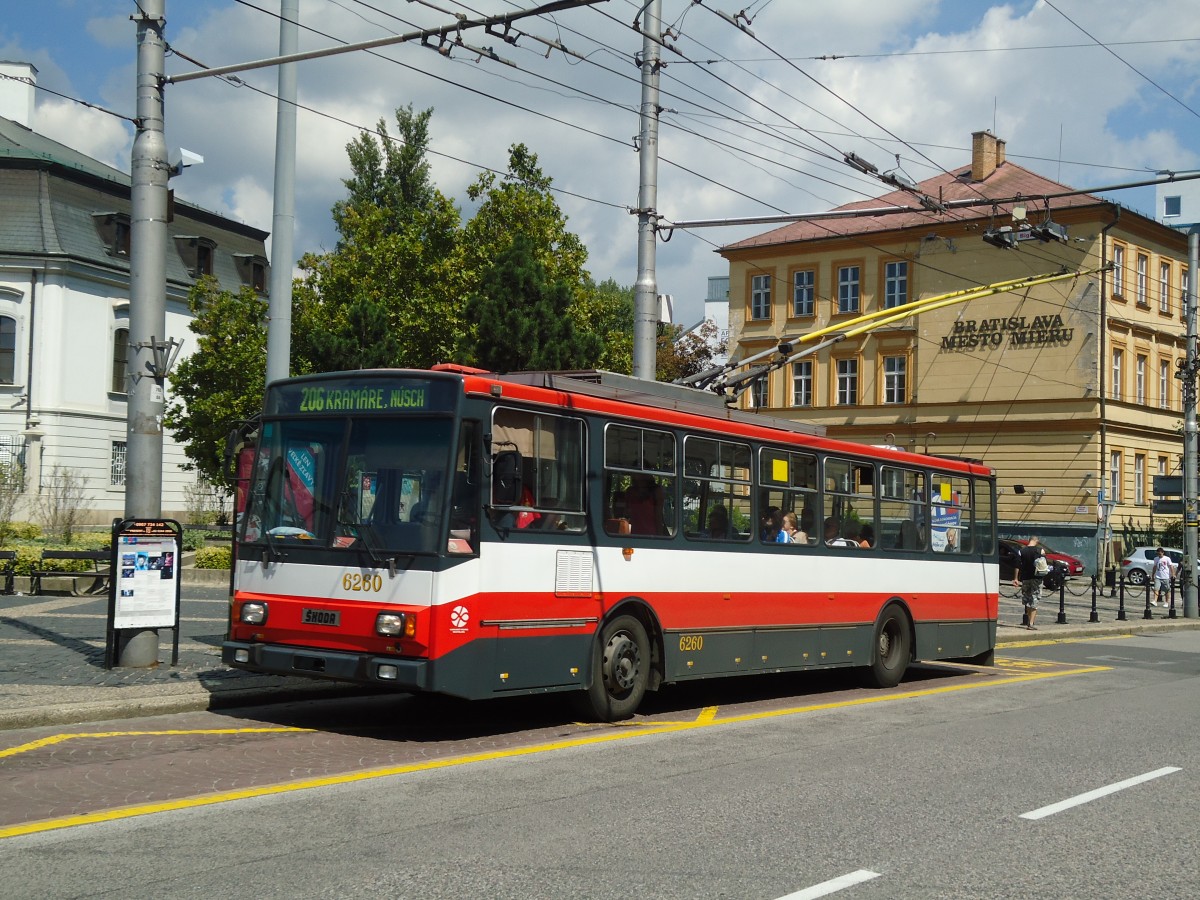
(940, 314, 1074, 351)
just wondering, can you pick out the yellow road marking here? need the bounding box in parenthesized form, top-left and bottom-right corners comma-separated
(0, 664, 1109, 840)
(696, 706, 718, 723)
(0, 727, 313, 760)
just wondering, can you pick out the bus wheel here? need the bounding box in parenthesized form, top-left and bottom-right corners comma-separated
(581, 615, 650, 722)
(866, 604, 910, 688)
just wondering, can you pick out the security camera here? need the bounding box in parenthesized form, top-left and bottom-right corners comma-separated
(168, 147, 204, 178)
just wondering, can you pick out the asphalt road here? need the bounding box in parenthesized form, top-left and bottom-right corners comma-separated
(2, 631, 1199, 898)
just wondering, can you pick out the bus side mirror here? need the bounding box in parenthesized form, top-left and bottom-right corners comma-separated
(492, 450, 523, 506)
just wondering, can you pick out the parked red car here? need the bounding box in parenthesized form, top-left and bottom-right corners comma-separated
(1016, 539, 1085, 576)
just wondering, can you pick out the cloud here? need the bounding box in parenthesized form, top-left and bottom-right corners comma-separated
(24, 0, 1196, 331)
(36, 98, 132, 171)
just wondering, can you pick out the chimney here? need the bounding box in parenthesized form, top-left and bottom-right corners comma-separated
(0, 61, 37, 128)
(971, 130, 1004, 182)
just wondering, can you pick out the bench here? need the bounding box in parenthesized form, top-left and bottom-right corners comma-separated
(32, 549, 111, 596)
(0, 550, 14, 594)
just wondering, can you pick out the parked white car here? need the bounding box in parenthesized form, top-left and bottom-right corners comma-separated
(1120, 546, 1182, 586)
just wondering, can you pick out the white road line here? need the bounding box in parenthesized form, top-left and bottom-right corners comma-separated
(1020, 767, 1182, 820)
(778, 870, 882, 899)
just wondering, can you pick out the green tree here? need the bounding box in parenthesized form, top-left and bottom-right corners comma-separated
(656, 320, 721, 383)
(464, 235, 603, 372)
(457, 144, 593, 363)
(165, 278, 267, 488)
(575, 277, 635, 374)
(292, 106, 463, 373)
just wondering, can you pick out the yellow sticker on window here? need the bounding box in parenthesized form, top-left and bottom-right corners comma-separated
(772, 458, 788, 483)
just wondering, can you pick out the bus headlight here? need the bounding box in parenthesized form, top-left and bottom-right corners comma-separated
(376, 612, 411, 637)
(240, 601, 268, 625)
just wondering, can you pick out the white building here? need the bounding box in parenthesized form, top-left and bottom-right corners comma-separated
(0, 62, 269, 525)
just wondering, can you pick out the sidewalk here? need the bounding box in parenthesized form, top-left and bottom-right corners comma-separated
(0, 572, 365, 731)
(1, 574, 1197, 731)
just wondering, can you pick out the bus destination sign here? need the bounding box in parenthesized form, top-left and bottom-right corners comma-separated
(270, 378, 456, 416)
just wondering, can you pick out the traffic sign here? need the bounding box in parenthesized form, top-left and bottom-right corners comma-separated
(1153, 475, 1183, 496)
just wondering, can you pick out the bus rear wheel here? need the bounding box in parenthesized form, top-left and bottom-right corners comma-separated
(578, 614, 649, 722)
(865, 604, 911, 688)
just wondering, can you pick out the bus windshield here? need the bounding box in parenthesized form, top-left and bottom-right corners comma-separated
(241, 416, 454, 555)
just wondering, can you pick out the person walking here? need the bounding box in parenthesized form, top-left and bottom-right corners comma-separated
(1152, 547, 1176, 607)
(1015, 535, 1047, 629)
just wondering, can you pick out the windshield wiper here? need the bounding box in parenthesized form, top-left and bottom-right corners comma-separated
(338, 491, 396, 576)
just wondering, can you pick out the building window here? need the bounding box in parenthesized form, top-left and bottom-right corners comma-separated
(1112, 244, 1125, 297)
(1160, 262, 1172, 314)
(1159, 456, 1168, 482)
(836, 358, 858, 406)
(175, 236, 218, 279)
(837, 266, 860, 314)
(1161, 358, 1171, 409)
(883, 355, 906, 404)
(1111, 348, 1123, 401)
(1185, 269, 1190, 316)
(792, 269, 814, 317)
(1135, 254, 1148, 306)
(884, 261, 907, 309)
(750, 274, 771, 320)
(792, 360, 812, 407)
(1110, 450, 1122, 504)
(0, 315, 14, 385)
(1164, 195, 1181, 218)
(750, 376, 768, 409)
(1135, 454, 1146, 505)
(112, 327, 128, 394)
(1136, 354, 1146, 405)
(111, 441, 127, 486)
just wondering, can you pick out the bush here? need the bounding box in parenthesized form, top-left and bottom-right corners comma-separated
(9, 522, 42, 540)
(194, 546, 232, 569)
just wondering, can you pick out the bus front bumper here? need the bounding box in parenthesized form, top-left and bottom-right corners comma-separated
(222, 641, 429, 691)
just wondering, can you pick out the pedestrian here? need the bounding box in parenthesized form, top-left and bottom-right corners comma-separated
(1152, 547, 1176, 607)
(1015, 536, 1047, 629)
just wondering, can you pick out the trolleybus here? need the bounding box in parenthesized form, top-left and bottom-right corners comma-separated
(223, 366, 998, 720)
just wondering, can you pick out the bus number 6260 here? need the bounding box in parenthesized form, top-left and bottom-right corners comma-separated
(343, 573, 383, 593)
(679, 634, 704, 652)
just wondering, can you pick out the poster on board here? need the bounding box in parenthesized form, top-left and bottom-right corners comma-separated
(113, 523, 179, 629)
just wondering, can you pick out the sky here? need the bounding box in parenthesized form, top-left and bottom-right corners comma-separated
(3, 0, 1199, 329)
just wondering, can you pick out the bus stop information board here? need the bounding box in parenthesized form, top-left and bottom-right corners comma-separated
(106, 518, 183, 668)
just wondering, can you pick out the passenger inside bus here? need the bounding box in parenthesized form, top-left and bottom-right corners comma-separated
(707, 504, 730, 539)
(625, 474, 665, 535)
(824, 516, 856, 547)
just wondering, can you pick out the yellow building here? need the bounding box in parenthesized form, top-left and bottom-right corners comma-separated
(720, 132, 1191, 572)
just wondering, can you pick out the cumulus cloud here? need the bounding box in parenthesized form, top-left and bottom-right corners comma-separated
(16, 1, 1197, 327)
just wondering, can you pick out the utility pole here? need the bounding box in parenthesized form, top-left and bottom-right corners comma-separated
(265, 0, 298, 385)
(1182, 227, 1200, 618)
(632, 0, 661, 381)
(124, 0, 169, 666)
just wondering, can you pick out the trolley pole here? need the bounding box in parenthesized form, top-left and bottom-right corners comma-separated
(631, 0, 662, 381)
(122, 0, 168, 667)
(1182, 227, 1200, 618)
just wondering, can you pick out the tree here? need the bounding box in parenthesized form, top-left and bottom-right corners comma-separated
(656, 321, 721, 383)
(292, 106, 463, 373)
(164, 278, 268, 488)
(457, 144, 594, 364)
(575, 277, 635, 374)
(463, 235, 603, 372)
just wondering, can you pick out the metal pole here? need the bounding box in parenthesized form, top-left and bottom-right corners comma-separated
(1182, 227, 1200, 618)
(122, 0, 167, 666)
(632, 0, 661, 381)
(265, 0, 298, 385)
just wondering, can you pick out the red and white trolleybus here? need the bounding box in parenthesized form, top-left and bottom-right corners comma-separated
(223, 366, 999, 720)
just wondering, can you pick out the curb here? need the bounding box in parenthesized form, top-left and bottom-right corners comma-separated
(996, 619, 1200, 647)
(0, 682, 374, 732)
